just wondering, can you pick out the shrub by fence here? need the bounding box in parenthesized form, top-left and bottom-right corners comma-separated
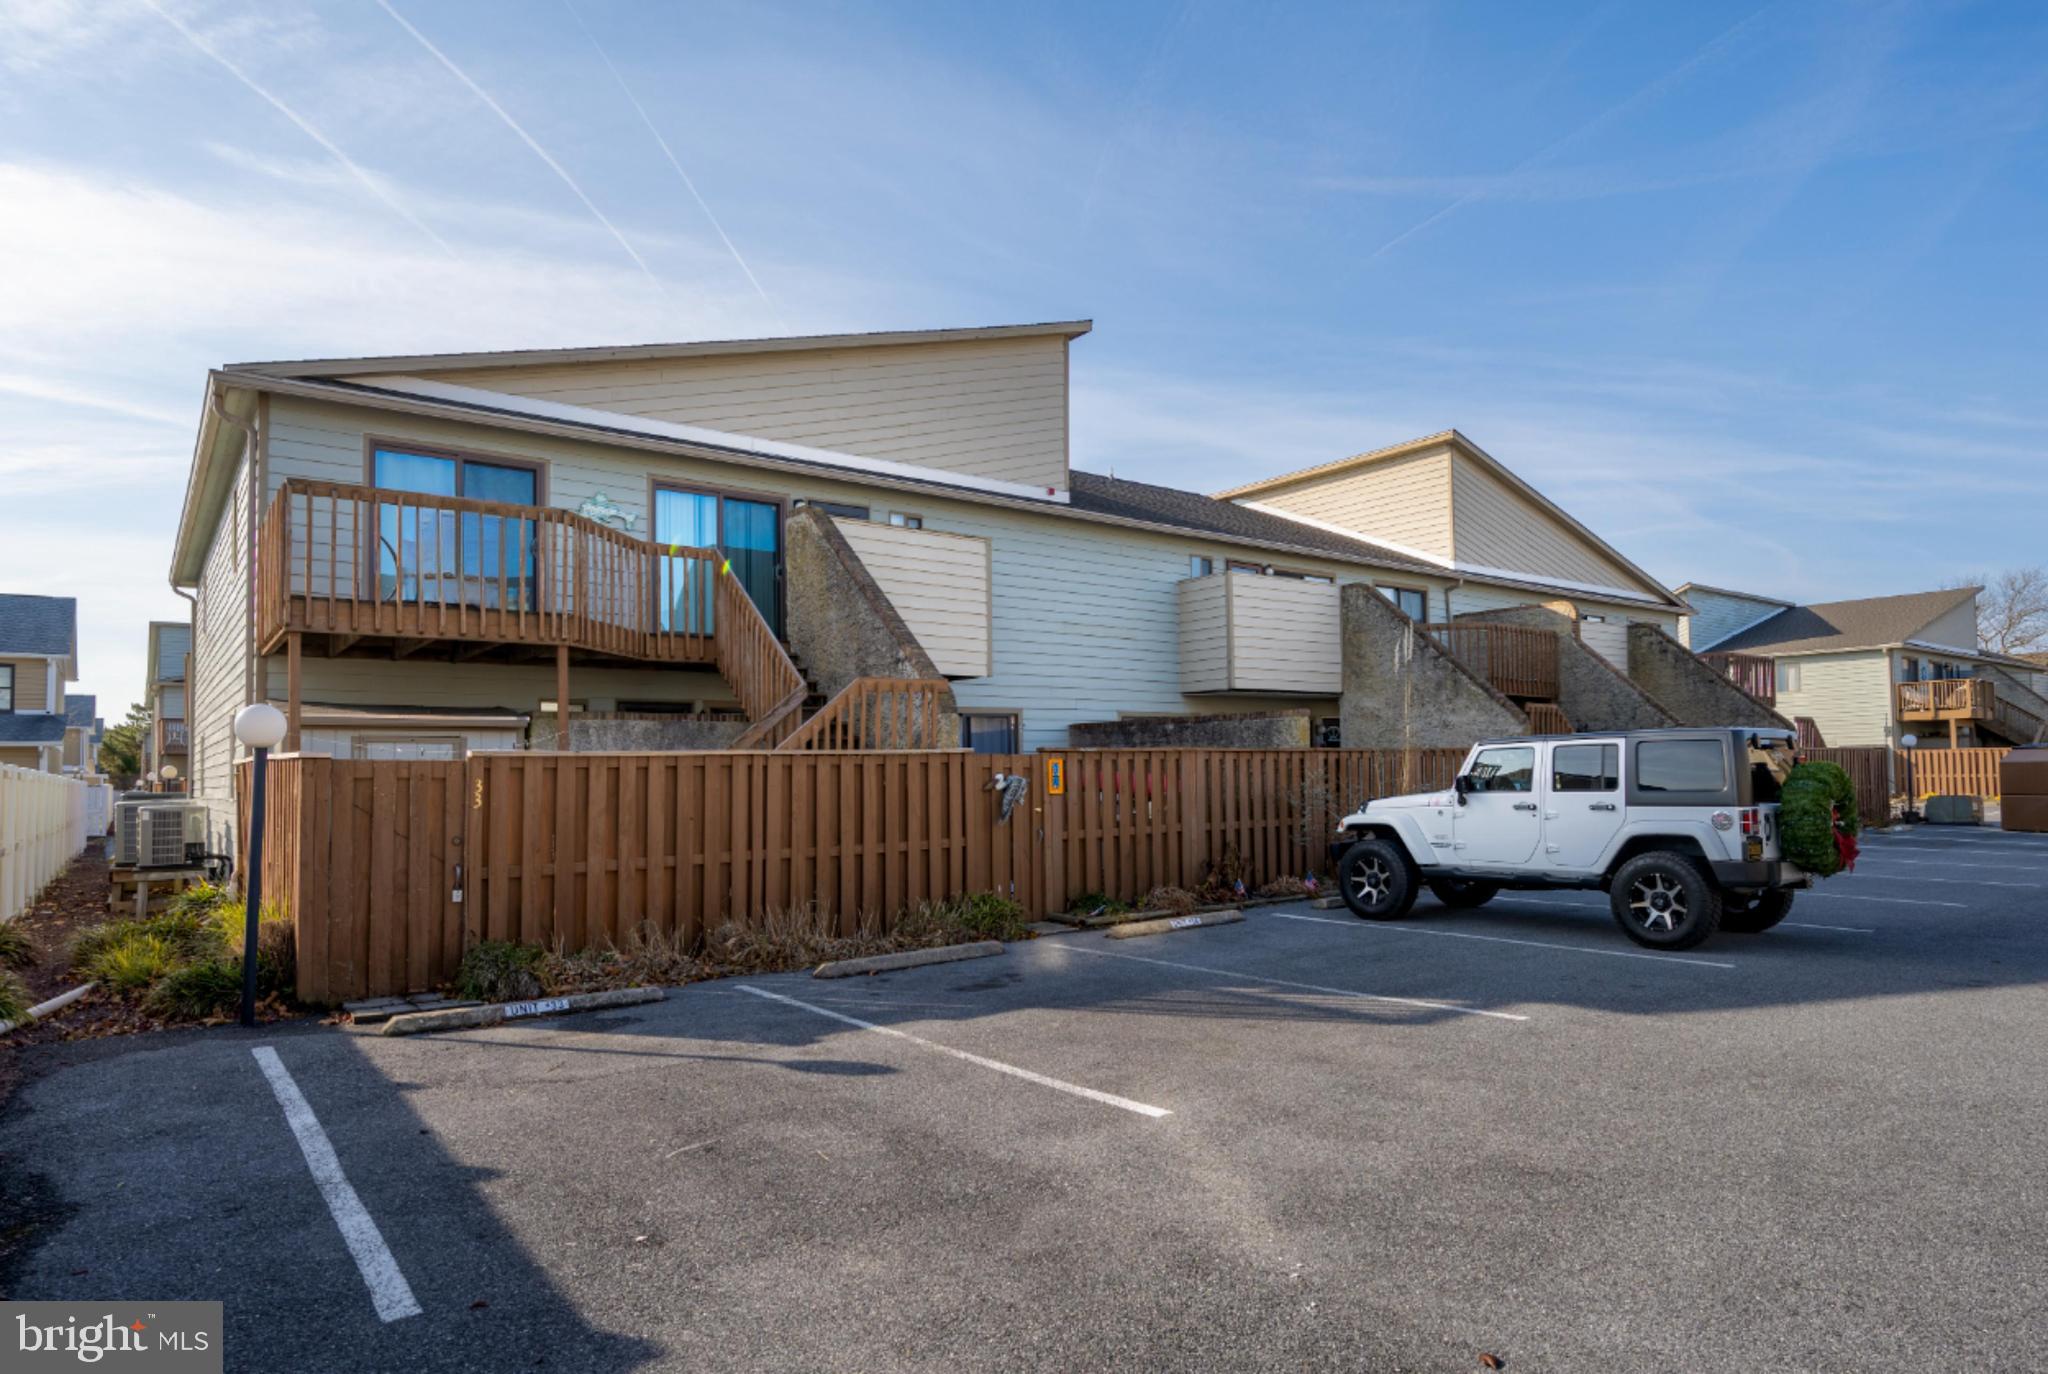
(241, 746, 1465, 1002)
(1, 764, 97, 922)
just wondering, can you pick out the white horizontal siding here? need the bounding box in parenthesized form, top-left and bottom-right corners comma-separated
(1223, 576, 1341, 694)
(1176, 576, 1231, 694)
(832, 518, 991, 678)
(430, 335, 1070, 494)
(1775, 651, 1894, 746)
(1250, 446, 1452, 561)
(1449, 453, 1655, 599)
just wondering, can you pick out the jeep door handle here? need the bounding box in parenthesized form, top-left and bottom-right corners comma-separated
(1513, 802, 1539, 812)
(1589, 802, 1617, 812)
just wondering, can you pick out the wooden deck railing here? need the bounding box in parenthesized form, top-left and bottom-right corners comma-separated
(1896, 678, 1995, 720)
(1701, 651, 1776, 705)
(780, 678, 950, 751)
(720, 568, 807, 749)
(1426, 623, 1560, 699)
(257, 478, 725, 663)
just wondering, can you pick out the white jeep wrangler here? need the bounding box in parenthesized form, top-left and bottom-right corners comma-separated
(1330, 728, 1810, 950)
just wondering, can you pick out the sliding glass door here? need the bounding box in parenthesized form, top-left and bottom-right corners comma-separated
(371, 447, 539, 609)
(653, 485, 782, 635)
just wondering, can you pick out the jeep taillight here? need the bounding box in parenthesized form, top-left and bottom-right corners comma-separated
(1739, 808, 1761, 836)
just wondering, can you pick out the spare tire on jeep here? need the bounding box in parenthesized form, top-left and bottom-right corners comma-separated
(1609, 851, 1722, 950)
(1338, 836, 1420, 920)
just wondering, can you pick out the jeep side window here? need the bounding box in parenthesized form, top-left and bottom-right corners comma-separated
(1552, 743, 1619, 792)
(1465, 746, 1536, 793)
(1636, 740, 1727, 792)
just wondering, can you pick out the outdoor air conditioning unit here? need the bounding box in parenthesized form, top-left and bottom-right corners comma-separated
(137, 802, 206, 869)
(112, 798, 155, 867)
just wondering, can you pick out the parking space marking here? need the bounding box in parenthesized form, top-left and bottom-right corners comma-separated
(1801, 890, 1968, 908)
(1837, 873, 2042, 889)
(1781, 921, 1876, 933)
(1285, 908, 1738, 969)
(1854, 857, 2048, 874)
(1062, 942, 1530, 1021)
(251, 1046, 423, 1323)
(734, 984, 1173, 1118)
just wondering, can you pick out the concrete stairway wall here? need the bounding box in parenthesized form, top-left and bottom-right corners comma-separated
(1626, 624, 1793, 730)
(1340, 586, 1528, 748)
(1452, 604, 1677, 733)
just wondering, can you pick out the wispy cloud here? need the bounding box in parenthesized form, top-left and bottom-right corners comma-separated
(374, 0, 664, 292)
(137, 0, 455, 256)
(562, 0, 782, 327)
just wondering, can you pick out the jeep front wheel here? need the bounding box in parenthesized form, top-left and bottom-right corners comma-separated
(1339, 837, 1419, 920)
(1428, 878, 1500, 909)
(1609, 852, 1721, 950)
(1720, 888, 1795, 933)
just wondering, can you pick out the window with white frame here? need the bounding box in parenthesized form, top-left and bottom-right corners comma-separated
(1776, 661, 1802, 694)
(0, 663, 11, 711)
(888, 512, 924, 530)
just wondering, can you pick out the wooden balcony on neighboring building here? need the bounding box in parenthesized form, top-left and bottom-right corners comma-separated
(1896, 677, 1995, 723)
(1701, 651, 1776, 706)
(1425, 622, 1560, 701)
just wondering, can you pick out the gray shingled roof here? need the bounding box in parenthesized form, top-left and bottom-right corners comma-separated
(0, 594, 75, 657)
(65, 694, 96, 728)
(0, 713, 67, 745)
(1067, 470, 1439, 573)
(1707, 587, 1979, 656)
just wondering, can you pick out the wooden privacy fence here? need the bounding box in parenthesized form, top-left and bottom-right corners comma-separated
(1804, 745, 2011, 821)
(242, 746, 1465, 1002)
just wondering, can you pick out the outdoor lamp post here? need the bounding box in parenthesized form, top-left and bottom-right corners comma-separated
(160, 762, 179, 791)
(233, 704, 288, 1028)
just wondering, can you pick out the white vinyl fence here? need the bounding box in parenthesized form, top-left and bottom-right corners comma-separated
(1, 764, 97, 922)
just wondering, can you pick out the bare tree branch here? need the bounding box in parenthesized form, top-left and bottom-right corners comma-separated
(1976, 566, 2048, 656)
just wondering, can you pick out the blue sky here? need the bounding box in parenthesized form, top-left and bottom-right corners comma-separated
(3, 0, 2044, 718)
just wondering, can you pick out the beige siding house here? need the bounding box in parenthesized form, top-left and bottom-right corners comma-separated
(1697, 586, 2047, 748)
(0, 594, 79, 773)
(166, 321, 1690, 842)
(139, 621, 190, 789)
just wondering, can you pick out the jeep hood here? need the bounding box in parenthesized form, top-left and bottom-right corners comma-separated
(1366, 789, 1455, 812)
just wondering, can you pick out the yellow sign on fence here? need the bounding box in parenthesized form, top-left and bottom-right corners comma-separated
(1045, 756, 1065, 796)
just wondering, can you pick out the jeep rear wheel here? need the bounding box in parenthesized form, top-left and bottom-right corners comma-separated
(1720, 888, 1795, 934)
(1609, 852, 1721, 950)
(1427, 878, 1500, 909)
(1339, 837, 1419, 920)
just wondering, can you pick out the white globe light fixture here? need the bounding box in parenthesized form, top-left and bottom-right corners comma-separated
(233, 701, 289, 1027)
(144, 770, 158, 784)
(1899, 733, 1918, 750)
(159, 762, 179, 782)
(234, 703, 288, 751)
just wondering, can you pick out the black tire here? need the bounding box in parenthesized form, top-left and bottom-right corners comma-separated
(1720, 888, 1795, 934)
(1338, 837, 1420, 920)
(1428, 878, 1500, 909)
(1609, 852, 1722, 950)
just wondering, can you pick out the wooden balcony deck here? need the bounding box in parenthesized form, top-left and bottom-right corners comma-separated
(1701, 651, 1776, 706)
(1896, 678, 1995, 722)
(258, 479, 807, 746)
(1425, 622, 1560, 700)
(258, 478, 725, 664)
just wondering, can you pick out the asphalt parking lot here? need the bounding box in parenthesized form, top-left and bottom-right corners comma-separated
(5, 824, 2048, 1373)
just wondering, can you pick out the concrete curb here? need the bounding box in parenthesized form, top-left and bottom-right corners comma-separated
(1308, 896, 1345, 910)
(1105, 910, 1244, 940)
(814, 941, 1004, 979)
(381, 985, 664, 1036)
(0, 981, 97, 1037)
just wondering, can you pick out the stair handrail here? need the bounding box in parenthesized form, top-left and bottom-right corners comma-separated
(709, 547, 806, 748)
(779, 677, 949, 751)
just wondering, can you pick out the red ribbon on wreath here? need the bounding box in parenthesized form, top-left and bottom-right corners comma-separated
(1832, 805, 1859, 873)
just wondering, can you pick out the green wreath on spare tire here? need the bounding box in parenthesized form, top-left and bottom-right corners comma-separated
(1778, 761, 1860, 876)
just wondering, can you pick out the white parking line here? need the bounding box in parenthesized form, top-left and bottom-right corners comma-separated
(1854, 857, 2047, 873)
(1492, 893, 1875, 935)
(1800, 890, 1967, 908)
(734, 984, 1172, 1119)
(1782, 921, 1876, 933)
(1275, 908, 1736, 968)
(251, 1046, 422, 1323)
(1836, 873, 2041, 889)
(1062, 941, 1530, 1021)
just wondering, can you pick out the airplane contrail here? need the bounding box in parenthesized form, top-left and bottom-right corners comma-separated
(375, 0, 665, 292)
(137, 0, 454, 256)
(562, 0, 784, 327)
(1370, 3, 1776, 259)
